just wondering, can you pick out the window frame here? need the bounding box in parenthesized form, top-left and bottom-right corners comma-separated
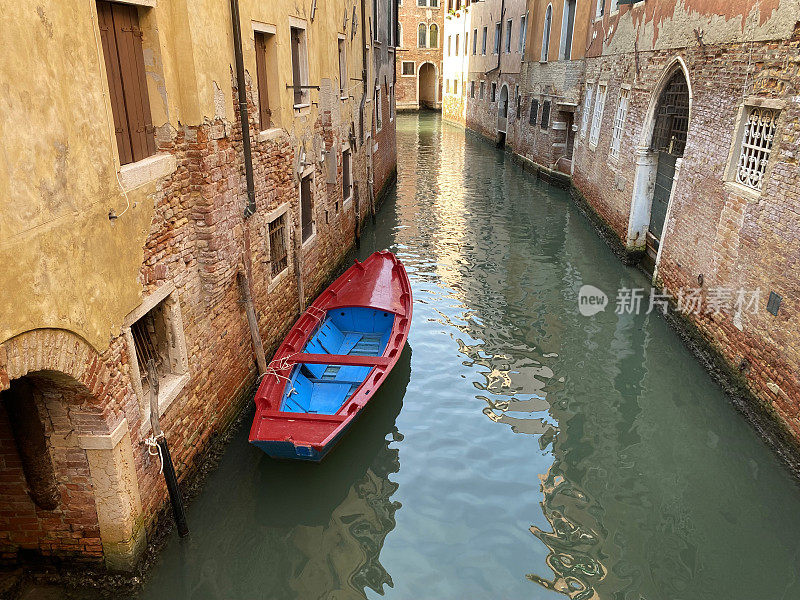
(725, 98, 783, 194)
(589, 82, 607, 148)
(610, 85, 630, 159)
(289, 21, 311, 108)
(401, 60, 416, 76)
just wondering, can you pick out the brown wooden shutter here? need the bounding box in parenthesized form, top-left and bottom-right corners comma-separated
(97, 1, 133, 165)
(254, 32, 271, 130)
(97, 1, 155, 164)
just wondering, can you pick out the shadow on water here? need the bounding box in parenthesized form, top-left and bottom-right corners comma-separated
(137, 346, 411, 600)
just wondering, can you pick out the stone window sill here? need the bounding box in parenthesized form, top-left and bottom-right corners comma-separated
(139, 372, 190, 436)
(302, 229, 317, 249)
(723, 180, 762, 201)
(119, 153, 177, 192)
(257, 128, 287, 143)
(268, 266, 290, 293)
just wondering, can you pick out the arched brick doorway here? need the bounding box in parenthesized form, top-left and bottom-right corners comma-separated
(0, 330, 145, 571)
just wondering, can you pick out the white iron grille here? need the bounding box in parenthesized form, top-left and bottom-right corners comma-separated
(736, 107, 777, 191)
(589, 84, 606, 147)
(610, 88, 629, 158)
(581, 85, 594, 137)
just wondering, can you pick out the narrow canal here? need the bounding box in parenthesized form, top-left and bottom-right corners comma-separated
(139, 112, 800, 599)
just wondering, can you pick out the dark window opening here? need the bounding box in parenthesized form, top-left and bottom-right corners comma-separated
(301, 174, 314, 242)
(268, 214, 288, 276)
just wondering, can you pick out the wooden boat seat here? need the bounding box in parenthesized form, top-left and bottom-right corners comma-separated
(282, 374, 353, 415)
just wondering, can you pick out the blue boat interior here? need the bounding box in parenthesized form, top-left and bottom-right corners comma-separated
(280, 307, 395, 415)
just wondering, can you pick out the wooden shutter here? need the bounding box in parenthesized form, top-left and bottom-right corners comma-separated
(97, 1, 132, 165)
(97, 1, 155, 164)
(291, 28, 303, 105)
(541, 101, 551, 129)
(254, 32, 271, 130)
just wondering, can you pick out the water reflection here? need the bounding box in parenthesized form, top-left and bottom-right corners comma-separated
(137, 112, 800, 600)
(139, 347, 411, 600)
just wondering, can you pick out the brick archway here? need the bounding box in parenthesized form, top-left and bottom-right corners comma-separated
(0, 329, 145, 571)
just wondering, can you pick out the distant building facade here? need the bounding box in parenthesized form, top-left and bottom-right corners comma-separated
(396, 0, 443, 110)
(0, 0, 396, 571)
(442, 0, 800, 455)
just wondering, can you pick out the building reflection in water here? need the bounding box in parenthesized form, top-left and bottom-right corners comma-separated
(274, 346, 411, 600)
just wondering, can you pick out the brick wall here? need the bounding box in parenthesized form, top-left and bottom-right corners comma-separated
(396, 2, 443, 109)
(570, 39, 800, 439)
(0, 66, 389, 567)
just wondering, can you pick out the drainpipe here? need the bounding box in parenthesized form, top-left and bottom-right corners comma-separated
(231, 0, 257, 219)
(485, 0, 506, 75)
(231, 0, 267, 375)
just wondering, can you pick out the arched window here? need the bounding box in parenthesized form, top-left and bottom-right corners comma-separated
(541, 4, 552, 62)
(429, 24, 439, 48)
(418, 22, 427, 47)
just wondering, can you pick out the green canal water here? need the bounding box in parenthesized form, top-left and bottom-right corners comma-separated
(138, 113, 800, 599)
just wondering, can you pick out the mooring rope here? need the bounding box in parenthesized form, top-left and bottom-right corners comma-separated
(145, 432, 166, 474)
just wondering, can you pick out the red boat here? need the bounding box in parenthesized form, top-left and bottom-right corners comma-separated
(249, 251, 412, 461)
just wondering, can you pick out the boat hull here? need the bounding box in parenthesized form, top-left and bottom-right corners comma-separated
(249, 251, 412, 461)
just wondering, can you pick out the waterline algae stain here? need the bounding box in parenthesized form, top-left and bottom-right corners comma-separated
(138, 113, 800, 600)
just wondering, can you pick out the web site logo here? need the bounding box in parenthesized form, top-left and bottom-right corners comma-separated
(578, 285, 609, 316)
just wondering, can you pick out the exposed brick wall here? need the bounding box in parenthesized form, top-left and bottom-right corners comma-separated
(443, 24, 800, 449)
(572, 41, 800, 438)
(396, 3, 443, 109)
(374, 80, 398, 197)
(0, 64, 393, 567)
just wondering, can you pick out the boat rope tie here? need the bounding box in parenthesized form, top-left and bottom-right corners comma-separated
(306, 305, 327, 323)
(145, 432, 166, 474)
(262, 355, 297, 395)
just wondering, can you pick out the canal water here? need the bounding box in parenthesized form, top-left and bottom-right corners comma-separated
(138, 113, 800, 599)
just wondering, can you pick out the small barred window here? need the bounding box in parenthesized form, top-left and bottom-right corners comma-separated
(736, 107, 777, 191)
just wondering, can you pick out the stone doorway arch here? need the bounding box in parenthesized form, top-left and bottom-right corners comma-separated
(628, 59, 692, 271)
(418, 62, 438, 109)
(498, 84, 509, 134)
(0, 329, 145, 571)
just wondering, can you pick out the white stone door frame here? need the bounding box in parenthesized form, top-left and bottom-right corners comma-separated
(627, 57, 693, 268)
(498, 83, 509, 133)
(417, 61, 439, 108)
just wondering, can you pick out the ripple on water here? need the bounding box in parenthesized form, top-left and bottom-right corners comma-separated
(137, 112, 800, 600)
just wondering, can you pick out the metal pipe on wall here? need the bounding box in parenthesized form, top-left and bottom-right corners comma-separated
(230, 0, 257, 218)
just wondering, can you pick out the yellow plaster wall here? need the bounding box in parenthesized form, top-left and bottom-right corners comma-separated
(0, 0, 368, 352)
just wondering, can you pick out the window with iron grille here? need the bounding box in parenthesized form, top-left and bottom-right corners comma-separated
(470, 80, 475, 98)
(529, 98, 539, 125)
(128, 291, 187, 408)
(540, 100, 551, 129)
(610, 87, 629, 158)
(491, 82, 496, 102)
(651, 71, 689, 156)
(589, 83, 606, 147)
(480, 80, 485, 99)
(97, 0, 156, 165)
(268, 214, 288, 276)
(402, 61, 415, 76)
(581, 83, 594, 137)
(734, 107, 778, 191)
